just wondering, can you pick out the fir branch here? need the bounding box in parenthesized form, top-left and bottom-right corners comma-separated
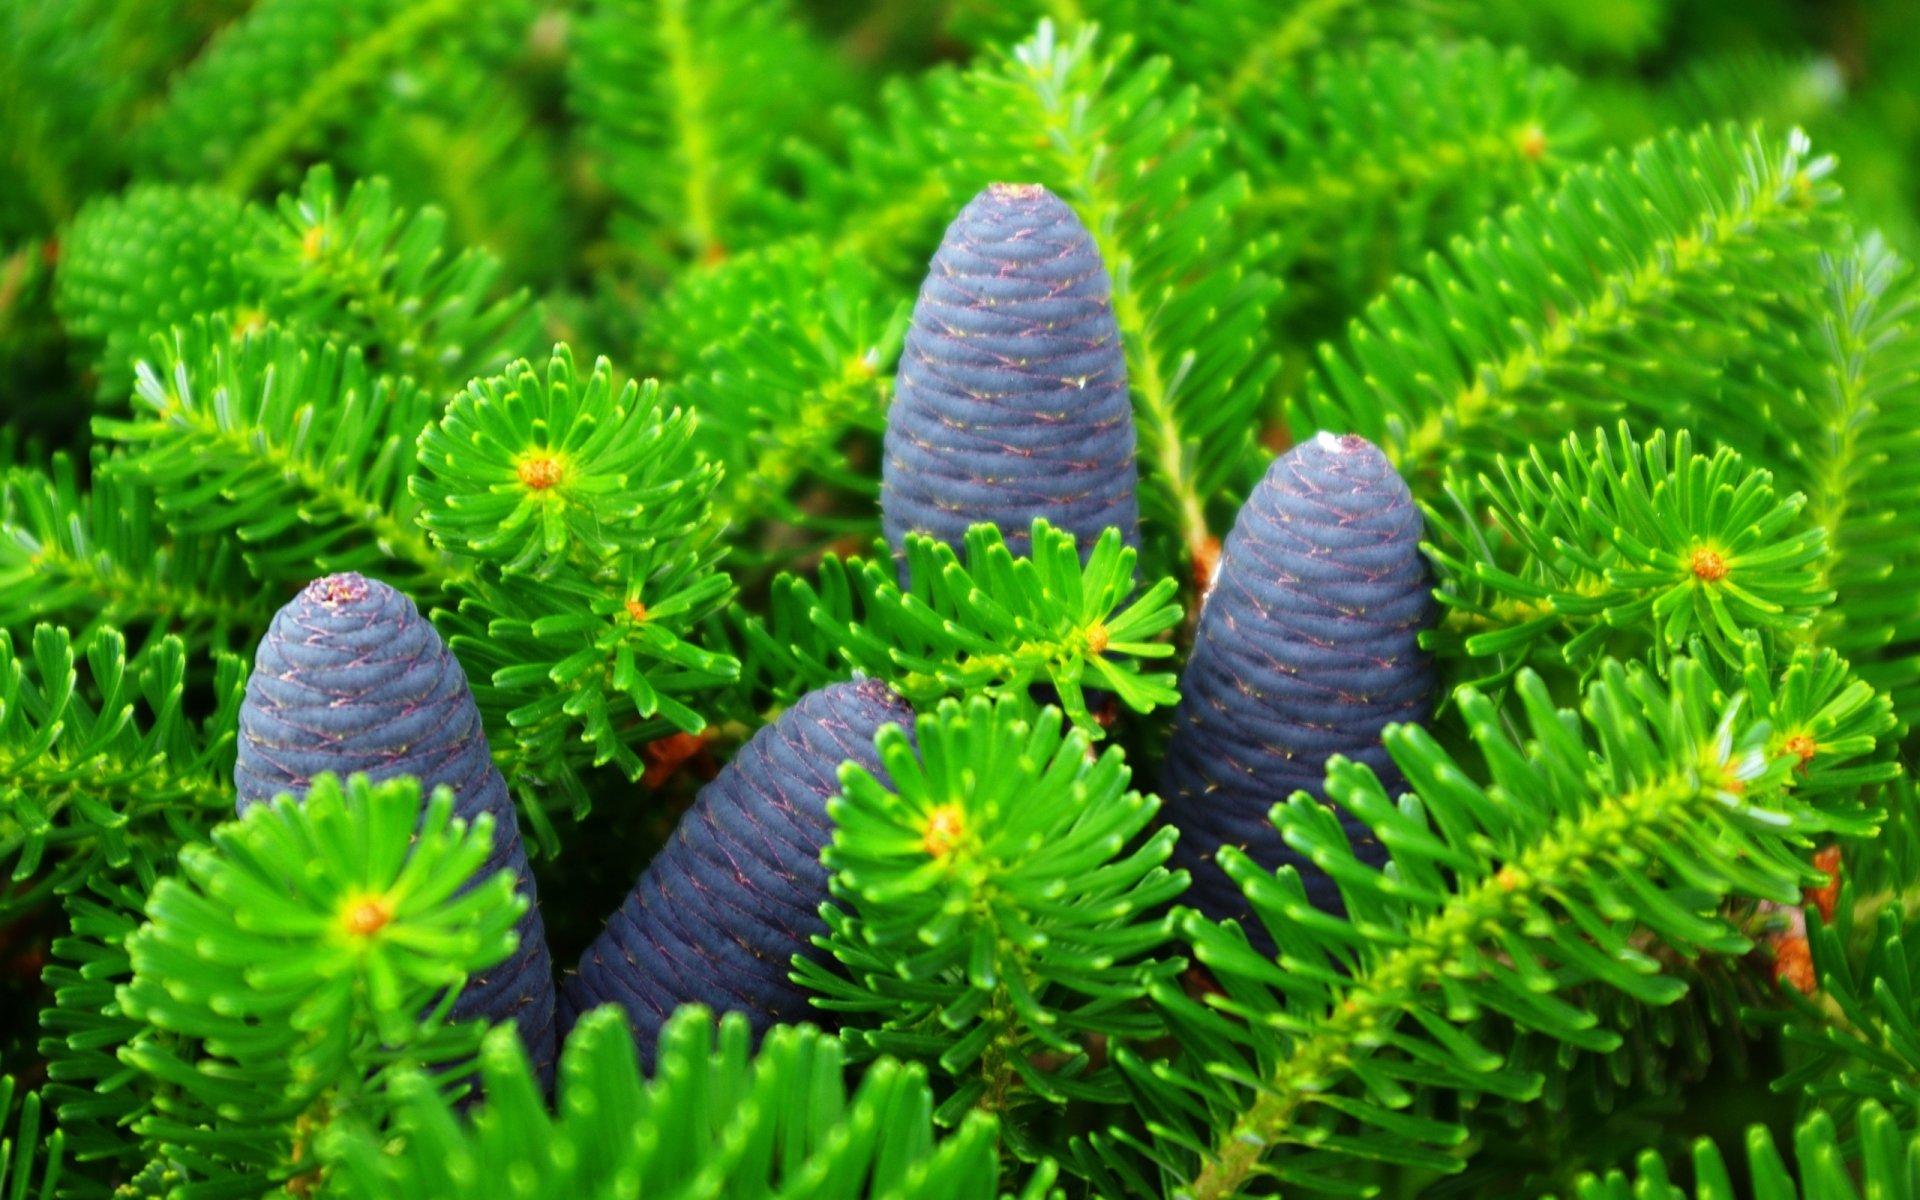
(1448, 646, 1896, 1186)
(323, 1006, 1037, 1199)
(138, 0, 493, 196)
(1241, 39, 1585, 341)
(957, 22, 1282, 573)
(1832, 777, 1920, 943)
(762, 72, 977, 276)
(1553, 1101, 1917, 1199)
(0, 1075, 62, 1200)
(1758, 902, 1920, 1131)
(1740, 641, 1899, 805)
(1223, 0, 1366, 107)
(1299, 125, 1841, 486)
(417, 347, 739, 814)
(0, 625, 243, 923)
(252, 165, 543, 400)
(1100, 657, 1879, 1197)
(0, 2, 89, 234)
(55, 168, 540, 405)
(52, 184, 263, 397)
(654, 239, 907, 548)
(571, 0, 848, 266)
(655, 0, 723, 254)
(435, 551, 738, 817)
(0, 456, 273, 652)
(804, 697, 1184, 1159)
(34, 879, 161, 1188)
(416, 346, 717, 579)
(218, 0, 471, 197)
(339, 55, 571, 287)
(1245, 42, 1574, 223)
(1775, 238, 1920, 727)
(752, 521, 1181, 734)
(1469, 0, 1667, 64)
(1793, 245, 1915, 558)
(99, 318, 457, 594)
(1421, 425, 1832, 680)
(945, 0, 1436, 97)
(1454, 948, 1776, 1194)
(1132, 0, 1439, 99)
(1666, 51, 1848, 135)
(1750, 777, 1920, 1136)
(116, 774, 522, 1192)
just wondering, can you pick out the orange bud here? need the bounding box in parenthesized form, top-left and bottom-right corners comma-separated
(1193, 535, 1223, 596)
(518, 454, 565, 491)
(1773, 935, 1816, 994)
(922, 804, 966, 858)
(1690, 547, 1728, 583)
(1806, 846, 1842, 924)
(343, 896, 392, 937)
(1784, 734, 1817, 769)
(641, 731, 715, 790)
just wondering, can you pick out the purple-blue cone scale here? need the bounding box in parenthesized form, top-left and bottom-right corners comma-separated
(235, 573, 557, 1080)
(1161, 434, 1435, 938)
(881, 183, 1140, 560)
(559, 679, 914, 1066)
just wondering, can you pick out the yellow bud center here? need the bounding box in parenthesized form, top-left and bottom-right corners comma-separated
(342, 896, 393, 937)
(922, 804, 966, 859)
(1690, 547, 1728, 583)
(517, 454, 565, 491)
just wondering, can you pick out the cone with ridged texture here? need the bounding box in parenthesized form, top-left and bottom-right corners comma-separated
(559, 679, 914, 1068)
(881, 183, 1139, 564)
(1160, 433, 1435, 944)
(235, 572, 557, 1083)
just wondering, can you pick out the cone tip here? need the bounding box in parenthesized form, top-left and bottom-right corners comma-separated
(1314, 431, 1374, 455)
(306, 572, 373, 607)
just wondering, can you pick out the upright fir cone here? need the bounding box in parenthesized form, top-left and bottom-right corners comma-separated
(1160, 433, 1435, 940)
(881, 182, 1140, 562)
(235, 573, 557, 1081)
(560, 680, 914, 1066)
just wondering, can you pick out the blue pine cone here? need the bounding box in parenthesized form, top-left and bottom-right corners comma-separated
(235, 573, 557, 1080)
(881, 182, 1140, 561)
(1161, 433, 1435, 935)
(559, 679, 914, 1066)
